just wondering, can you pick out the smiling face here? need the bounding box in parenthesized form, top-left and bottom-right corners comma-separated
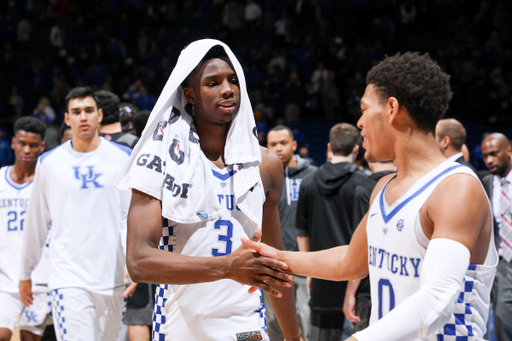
(357, 84, 394, 163)
(12, 130, 45, 167)
(183, 58, 240, 125)
(64, 96, 103, 141)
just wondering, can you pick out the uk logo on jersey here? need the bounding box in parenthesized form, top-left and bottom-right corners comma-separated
(289, 178, 303, 201)
(73, 166, 103, 189)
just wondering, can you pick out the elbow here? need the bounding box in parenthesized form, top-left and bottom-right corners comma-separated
(126, 249, 146, 283)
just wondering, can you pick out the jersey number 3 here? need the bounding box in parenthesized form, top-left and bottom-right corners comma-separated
(212, 220, 233, 257)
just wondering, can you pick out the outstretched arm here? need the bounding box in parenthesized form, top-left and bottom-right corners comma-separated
(243, 212, 370, 281)
(259, 147, 300, 341)
(126, 189, 293, 297)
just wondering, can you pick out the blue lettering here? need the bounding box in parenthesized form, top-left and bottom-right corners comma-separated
(217, 194, 224, 205)
(410, 258, 421, 277)
(400, 256, 409, 276)
(391, 254, 398, 274)
(7, 199, 11, 207)
(378, 249, 386, 268)
(226, 195, 234, 210)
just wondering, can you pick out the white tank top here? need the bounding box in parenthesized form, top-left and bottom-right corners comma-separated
(153, 154, 269, 341)
(367, 161, 498, 340)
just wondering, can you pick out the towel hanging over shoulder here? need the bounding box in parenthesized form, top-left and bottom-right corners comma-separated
(114, 39, 263, 226)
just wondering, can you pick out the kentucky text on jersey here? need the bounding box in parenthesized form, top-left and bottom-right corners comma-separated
(0, 198, 29, 208)
(217, 194, 241, 211)
(136, 153, 191, 198)
(368, 245, 421, 278)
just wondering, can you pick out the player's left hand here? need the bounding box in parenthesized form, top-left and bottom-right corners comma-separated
(19, 279, 33, 306)
(123, 282, 138, 297)
(241, 229, 281, 261)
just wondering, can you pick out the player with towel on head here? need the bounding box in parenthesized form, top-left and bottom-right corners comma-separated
(115, 39, 299, 341)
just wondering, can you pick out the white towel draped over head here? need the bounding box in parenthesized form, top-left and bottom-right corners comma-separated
(114, 39, 263, 226)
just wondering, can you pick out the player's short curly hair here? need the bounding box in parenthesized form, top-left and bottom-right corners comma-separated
(366, 52, 452, 134)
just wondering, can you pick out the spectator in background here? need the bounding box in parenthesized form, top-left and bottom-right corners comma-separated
(96, 90, 139, 148)
(481, 133, 512, 341)
(267, 125, 317, 340)
(119, 102, 138, 135)
(132, 110, 150, 138)
(32, 97, 56, 126)
(298, 146, 317, 166)
(244, 0, 262, 38)
(134, 85, 156, 111)
(59, 122, 72, 144)
(296, 123, 369, 341)
(0, 128, 14, 167)
(435, 118, 478, 174)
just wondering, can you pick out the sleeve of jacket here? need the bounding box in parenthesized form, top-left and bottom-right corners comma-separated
(295, 175, 311, 237)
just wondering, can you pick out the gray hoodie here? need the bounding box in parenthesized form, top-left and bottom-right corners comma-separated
(278, 155, 317, 251)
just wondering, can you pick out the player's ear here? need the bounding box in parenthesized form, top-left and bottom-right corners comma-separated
(64, 112, 70, 126)
(292, 140, 297, 152)
(11, 136, 15, 150)
(183, 87, 196, 105)
(97, 108, 103, 124)
(387, 97, 399, 124)
(40, 141, 46, 153)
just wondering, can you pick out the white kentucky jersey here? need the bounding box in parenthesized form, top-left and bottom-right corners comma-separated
(152, 156, 268, 341)
(0, 166, 49, 294)
(20, 138, 131, 295)
(366, 161, 498, 341)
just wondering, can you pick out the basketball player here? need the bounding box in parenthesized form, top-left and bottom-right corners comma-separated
(243, 52, 497, 340)
(19, 87, 131, 341)
(0, 117, 51, 341)
(115, 40, 299, 341)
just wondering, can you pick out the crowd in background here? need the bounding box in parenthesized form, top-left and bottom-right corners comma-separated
(0, 0, 511, 167)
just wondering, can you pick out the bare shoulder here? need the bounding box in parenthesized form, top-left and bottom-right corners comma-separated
(259, 146, 284, 194)
(424, 172, 491, 261)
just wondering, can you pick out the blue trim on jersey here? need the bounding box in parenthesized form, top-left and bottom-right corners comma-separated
(107, 140, 132, 155)
(379, 164, 464, 224)
(211, 168, 235, 181)
(4, 166, 33, 190)
(39, 143, 64, 163)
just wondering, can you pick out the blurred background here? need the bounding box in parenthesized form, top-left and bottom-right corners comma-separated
(0, 0, 510, 168)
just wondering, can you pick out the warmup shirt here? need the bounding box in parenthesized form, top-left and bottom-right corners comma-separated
(363, 161, 497, 340)
(20, 138, 131, 295)
(0, 166, 49, 293)
(152, 152, 268, 341)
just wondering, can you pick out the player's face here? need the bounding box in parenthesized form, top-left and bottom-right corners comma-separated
(64, 97, 103, 141)
(357, 84, 393, 163)
(481, 138, 512, 177)
(184, 58, 240, 125)
(267, 130, 297, 167)
(11, 130, 45, 166)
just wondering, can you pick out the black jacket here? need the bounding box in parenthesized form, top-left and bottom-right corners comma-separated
(296, 161, 369, 312)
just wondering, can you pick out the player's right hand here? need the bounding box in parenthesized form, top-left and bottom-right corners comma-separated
(343, 292, 361, 323)
(19, 279, 33, 306)
(228, 229, 293, 298)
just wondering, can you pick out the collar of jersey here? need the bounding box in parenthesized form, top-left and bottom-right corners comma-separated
(5, 165, 33, 190)
(379, 164, 464, 224)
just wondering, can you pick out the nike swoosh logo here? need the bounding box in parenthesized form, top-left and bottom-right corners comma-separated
(370, 213, 378, 218)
